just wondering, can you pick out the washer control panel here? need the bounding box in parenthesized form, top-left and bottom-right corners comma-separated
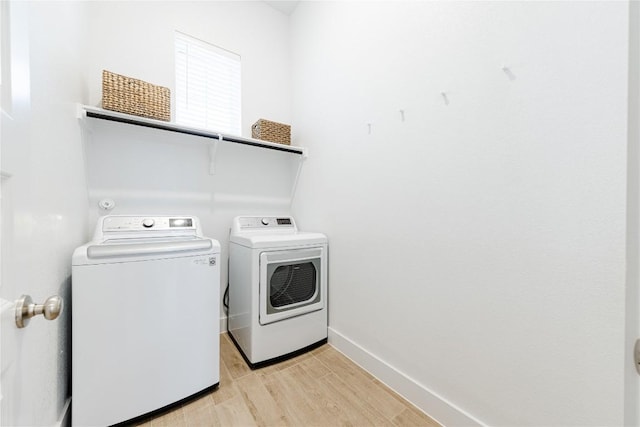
(237, 216, 295, 229)
(102, 216, 195, 232)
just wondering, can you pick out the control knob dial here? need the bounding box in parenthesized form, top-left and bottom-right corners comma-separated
(142, 218, 155, 228)
(261, 218, 269, 226)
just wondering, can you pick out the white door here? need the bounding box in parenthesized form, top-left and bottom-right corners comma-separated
(1, 1, 32, 425)
(1, 2, 70, 426)
(2, 0, 89, 423)
(629, 2, 640, 425)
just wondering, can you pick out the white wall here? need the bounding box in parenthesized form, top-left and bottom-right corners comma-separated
(1, 1, 89, 425)
(291, 2, 629, 426)
(85, 0, 291, 139)
(81, 1, 296, 331)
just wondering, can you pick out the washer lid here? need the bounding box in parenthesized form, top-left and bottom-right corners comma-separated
(230, 231, 327, 249)
(72, 236, 221, 265)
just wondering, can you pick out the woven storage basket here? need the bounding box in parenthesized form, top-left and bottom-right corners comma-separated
(251, 119, 291, 145)
(102, 70, 170, 121)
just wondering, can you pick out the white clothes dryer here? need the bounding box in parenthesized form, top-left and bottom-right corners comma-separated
(72, 215, 220, 426)
(228, 216, 328, 368)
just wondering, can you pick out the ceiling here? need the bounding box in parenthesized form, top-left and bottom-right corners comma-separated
(264, 1, 300, 15)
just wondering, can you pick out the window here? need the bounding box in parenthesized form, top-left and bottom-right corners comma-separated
(174, 31, 241, 135)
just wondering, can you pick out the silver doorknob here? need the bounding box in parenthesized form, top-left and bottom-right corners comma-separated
(15, 295, 63, 328)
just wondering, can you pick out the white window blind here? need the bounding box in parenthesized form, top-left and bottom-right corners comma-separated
(175, 31, 241, 135)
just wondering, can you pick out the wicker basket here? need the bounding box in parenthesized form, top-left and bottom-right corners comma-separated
(102, 70, 170, 122)
(251, 119, 291, 145)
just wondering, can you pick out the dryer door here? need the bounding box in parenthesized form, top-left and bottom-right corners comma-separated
(259, 247, 324, 325)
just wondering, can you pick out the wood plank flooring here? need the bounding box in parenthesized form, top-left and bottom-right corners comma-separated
(137, 333, 440, 426)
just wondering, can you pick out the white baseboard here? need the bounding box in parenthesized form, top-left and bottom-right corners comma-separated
(328, 327, 485, 427)
(220, 315, 228, 334)
(52, 397, 71, 427)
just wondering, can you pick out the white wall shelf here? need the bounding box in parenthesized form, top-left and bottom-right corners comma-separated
(78, 105, 306, 157)
(78, 104, 306, 200)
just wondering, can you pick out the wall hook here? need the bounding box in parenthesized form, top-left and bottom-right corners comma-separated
(367, 123, 372, 134)
(399, 109, 405, 122)
(502, 65, 516, 81)
(441, 92, 449, 106)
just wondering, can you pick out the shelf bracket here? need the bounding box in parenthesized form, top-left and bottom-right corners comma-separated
(290, 148, 308, 203)
(209, 134, 222, 175)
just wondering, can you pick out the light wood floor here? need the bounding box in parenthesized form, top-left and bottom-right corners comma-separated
(138, 333, 440, 426)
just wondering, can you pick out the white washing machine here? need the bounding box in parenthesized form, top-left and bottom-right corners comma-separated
(228, 216, 328, 368)
(71, 215, 220, 426)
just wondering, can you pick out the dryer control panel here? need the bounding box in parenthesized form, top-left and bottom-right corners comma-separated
(236, 216, 295, 229)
